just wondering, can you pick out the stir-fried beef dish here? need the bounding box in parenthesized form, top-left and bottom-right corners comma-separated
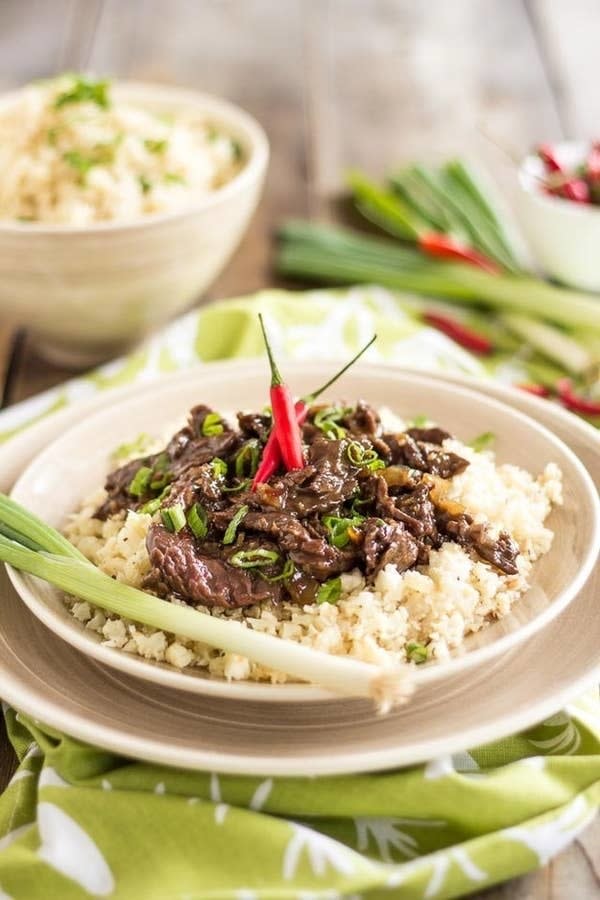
(94, 402, 520, 609)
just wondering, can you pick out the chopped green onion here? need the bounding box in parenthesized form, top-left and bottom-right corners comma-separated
(211, 458, 228, 479)
(54, 76, 110, 110)
(410, 414, 429, 427)
(202, 413, 224, 437)
(469, 432, 495, 452)
(138, 174, 152, 195)
(112, 433, 154, 462)
(223, 505, 249, 544)
(235, 440, 261, 478)
(406, 641, 428, 664)
(187, 503, 208, 539)
(160, 504, 186, 534)
(313, 406, 350, 440)
(149, 453, 171, 490)
(346, 440, 385, 471)
(144, 138, 168, 154)
(260, 558, 295, 583)
(164, 172, 186, 185)
(222, 479, 251, 493)
(63, 150, 94, 182)
(139, 495, 163, 516)
(128, 466, 152, 497)
(229, 548, 280, 569)
(316, 576, 342, 605)
(322, 514, 365, 548)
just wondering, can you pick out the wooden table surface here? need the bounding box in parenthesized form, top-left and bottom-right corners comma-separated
(0, 1, 598, 896)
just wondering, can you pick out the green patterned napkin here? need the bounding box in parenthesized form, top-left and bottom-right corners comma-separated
(0, 287, 598, 900)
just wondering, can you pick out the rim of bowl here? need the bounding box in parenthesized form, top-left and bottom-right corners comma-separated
(7, 362, 600, 702)
(0, 81, 270, 236)
(518, 139, 600, 217)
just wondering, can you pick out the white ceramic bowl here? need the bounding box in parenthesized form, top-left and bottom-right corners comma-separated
(0, 83, 269, 366)
(8, 362, 600, 704)
(517, 141, 600, 291)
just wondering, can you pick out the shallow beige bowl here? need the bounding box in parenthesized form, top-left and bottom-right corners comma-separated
(0, 83, 269, 366)
(8, 362, 600, 704)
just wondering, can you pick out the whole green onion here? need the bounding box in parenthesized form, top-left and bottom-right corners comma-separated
(0, 495, 410, 709)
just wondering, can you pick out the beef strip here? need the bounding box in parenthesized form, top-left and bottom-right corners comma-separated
(341, 401, 381, 438)
(437, 512, 520, 575)
(242, 510, 357, 579)
(381, 432, 469, 479)
(237, 411, 272, 443)
(361, 517, 420, 576)
(145, 525, 281, 608)
(95, 404, 239, 519)
(270, 438, 359, 516)
(406, 426, 451, 445)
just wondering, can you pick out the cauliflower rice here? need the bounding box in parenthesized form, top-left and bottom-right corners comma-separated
(64, 410, 563, 683)
(0, 74, 243, 225)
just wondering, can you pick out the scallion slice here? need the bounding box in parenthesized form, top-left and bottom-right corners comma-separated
(406, 641, 428, 664)
(211, 458, 228, 479)
(322, 514, 365, 549)
(128, 466, 152, 497)
(229, 548, 280, 569)
(161, 504, 186, 533)
(223, 504, 249, 544)
(469, 431, 495, 452)
(222, 479, 251, 493)
(346, 441, 385, 471)
(202, 413, 224, 437)
(187, 503, 208, 539)
(313, 406, 351, 440)
(316, 576, 342, 605)
(235, 440, 261, 478)
(260, 558, 295, 583)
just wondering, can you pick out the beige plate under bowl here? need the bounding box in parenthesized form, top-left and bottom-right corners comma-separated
(7, 363, 600, 704)
(0, 369, 599, 774)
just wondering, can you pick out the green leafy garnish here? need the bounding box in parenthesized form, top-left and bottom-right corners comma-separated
(111, 433, 154, 462)
(161, 504, 186, 534)
(54, 76, 110, 110)
(235, 440, 261, 478)
(211, 458, 228, 479)
(322, 514, 365, 549)
(316, 576, 342, 605)
(187, 503, 208, 539)
(202, 413, 224, 436)
(128, 466, 152, 498)
(229, 548, 280, 569)
(406, 641, 428, 664)
(469, 431, 495, 452)
(138, 174, 152, 195)
(313, 406, 350, 440)
(144, 138, 168, 155)
(223, 505, 249, 545)
(346, 440, 385, 471)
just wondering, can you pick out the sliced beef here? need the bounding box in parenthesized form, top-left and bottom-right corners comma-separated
(381, 432, 469, 479)
(237, 411, 271, 443)
(95, 455, 158, 519)
(437, 512, 519, 575)
(341, 401, 381, 438)
(362, 518, 420, 576)
(271, 438, 359, 516)
(145, 525, 281, 608)
(242, 510, 356, 579)
(406, 426, 451, 445)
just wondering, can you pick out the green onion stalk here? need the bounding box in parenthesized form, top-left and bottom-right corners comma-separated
(0, 494, 412, 712)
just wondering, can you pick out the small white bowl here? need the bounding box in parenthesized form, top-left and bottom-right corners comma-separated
(517, 141, 600, 291)
(0, 83, 269, 366)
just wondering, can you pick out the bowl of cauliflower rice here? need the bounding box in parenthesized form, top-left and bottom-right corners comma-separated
(7, 363, 600, 705)
(0, 74, 268, 364)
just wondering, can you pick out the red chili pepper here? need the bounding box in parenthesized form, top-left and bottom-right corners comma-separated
(517, 382, 550, 398)
(538, 144, 563, 173)
(252, 334, 377, 488)
(587, 142, 600, 182)
(423, 310, 493, 355)
(418, 233, 501, 275)
(258, 314, 304, 472)
(556, 378, 600, 416)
